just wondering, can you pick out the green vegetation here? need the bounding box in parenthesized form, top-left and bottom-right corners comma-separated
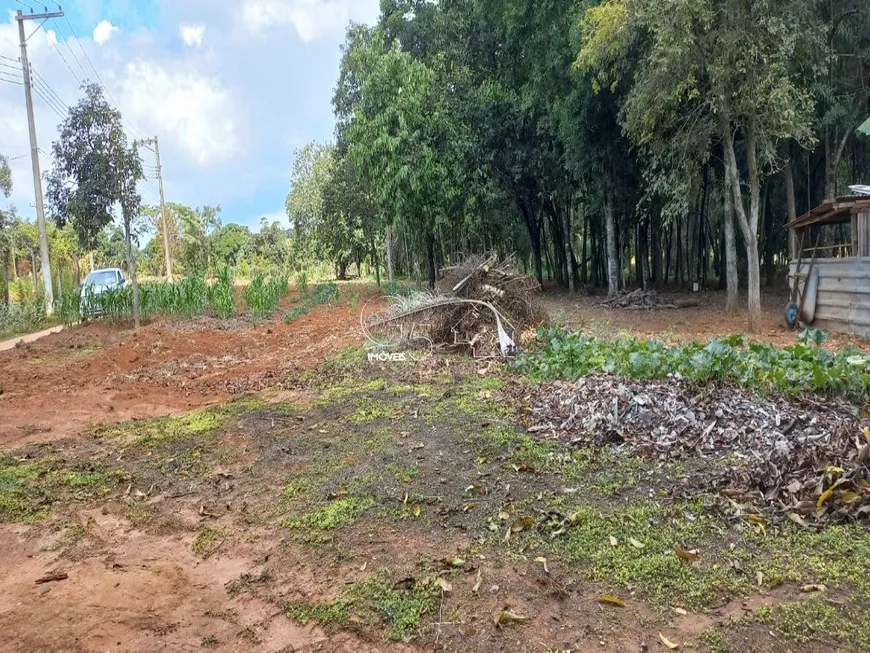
(192, 525, 229, 557)
(284, 282, 339, 323)
(751, 599, 870, 652)
(0, 292, 48, 339)
(519, 329, 870, 403)
(286, 571, 440, 641)
(244, 272, 290, 319)
(98, 407, 228, 446)
(284, 496, 373, 541)
(0, 455, 115, 523)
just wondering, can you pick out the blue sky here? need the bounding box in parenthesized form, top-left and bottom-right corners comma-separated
(0, 0, 379, 231)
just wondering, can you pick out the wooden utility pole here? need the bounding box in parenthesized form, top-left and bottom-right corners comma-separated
(16, 9, 62, 314)
(133, 136, 173, 282)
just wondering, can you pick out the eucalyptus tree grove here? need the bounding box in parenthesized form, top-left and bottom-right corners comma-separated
(292, 0, 870, 331)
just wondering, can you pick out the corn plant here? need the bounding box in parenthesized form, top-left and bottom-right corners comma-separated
(209, 268, 236, 319)
(245, 273, 290, 319)
(295, 270, 309, 294)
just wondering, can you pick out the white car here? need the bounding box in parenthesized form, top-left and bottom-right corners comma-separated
(81, 267, 128, 315)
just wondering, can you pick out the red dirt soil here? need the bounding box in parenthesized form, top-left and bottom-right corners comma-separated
(541, 288, 870, 352)
(0, 296, 365, 447)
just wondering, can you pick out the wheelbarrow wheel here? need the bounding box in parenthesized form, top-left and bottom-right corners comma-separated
(785, 303, 799, 330)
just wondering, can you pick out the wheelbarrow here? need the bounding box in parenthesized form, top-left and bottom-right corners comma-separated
(785, 232, 820, 330)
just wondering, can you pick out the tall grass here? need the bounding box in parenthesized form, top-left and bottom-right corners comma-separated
(0, 295, 47, 339)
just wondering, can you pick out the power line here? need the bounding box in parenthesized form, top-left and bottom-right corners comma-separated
(42, 24, 84, 88)
(50, 18, 89, 82)
(30, 65, 69, 111)
(56, 12, 144, 140)
(14, 0, 36, 11)
(0, 54, 20, 63)
(30, 73, 67, 118)
(32, 84, 65, 119)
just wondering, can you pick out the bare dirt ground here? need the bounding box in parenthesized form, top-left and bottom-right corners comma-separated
(542, 287, 870, 352)
(0, 291, 364, 447)
(1, 285, 868, 653)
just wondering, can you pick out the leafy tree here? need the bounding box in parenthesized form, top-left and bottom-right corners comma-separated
(214, 223, 252, 269)
(580, 0, 817, 331)
(47, 83, 144, 326)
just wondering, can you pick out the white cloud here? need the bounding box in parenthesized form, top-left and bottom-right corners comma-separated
(241, 0, 377, 43)
(121, 60, 239, 167)
(93, 20, 119, 45)
(180, 24, 205, 48)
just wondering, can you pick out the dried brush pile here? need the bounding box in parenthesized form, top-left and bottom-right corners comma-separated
(526, 375, 870, 523)
(368, 255, 547, 358)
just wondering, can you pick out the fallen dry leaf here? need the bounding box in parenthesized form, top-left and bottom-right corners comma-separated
(671, 606, 687, 616)
(629, 537, 645, 550)
(801, 584, 827, 593)
(788, 512, 808, 527)
(505, 516, 535, 542)
(659, 632, 678, 649)
(434, 577, 452, 594)
(534, 556, 549, 574)
(599, 595, 625, 607)
(609, 535, 618, 547)
(674, 545, 699, 562)
(472, 569, 482, 594)
(817, 487, 835, 508)
(443, 556, 466, 569)
(495, 608, 527, 627)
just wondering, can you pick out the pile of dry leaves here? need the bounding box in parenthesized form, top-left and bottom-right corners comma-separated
(600, 289, 698, 310)
(526, 375, 870, 522)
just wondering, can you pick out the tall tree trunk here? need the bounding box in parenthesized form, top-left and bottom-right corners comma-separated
(664, 225, 672, 285)
(88, 250, 94, 272)
(385, 225, 394, 284)
(723, 164, 739, 313)
(580, 202, 588, 285)
(724, 116, 763, 332)
(370, 231, 380, 287)
(604, 189, 619, 298)
(426, 232, 437, 291)
(651, 209, 663, 292)
(563, 202, 576, 294)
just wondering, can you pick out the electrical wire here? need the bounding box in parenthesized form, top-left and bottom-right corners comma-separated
(50, 18, 90, 82)
(32, 84, 65, 119)
(43, 26, 84, 88)
(31, 77, 67, 117)
(30, 65, 70, 112)
(0, 54, 20, 63)
(58, 12, 144, 140)
(14, 0, 36, 11)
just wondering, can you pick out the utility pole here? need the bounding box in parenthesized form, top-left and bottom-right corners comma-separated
(17, 9, 62, 314)
(133, 136, 173, 282)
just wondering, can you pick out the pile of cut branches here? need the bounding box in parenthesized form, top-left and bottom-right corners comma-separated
(366, 255, 547, 358)
(525, 375, 870, 523)
(600, 289, 698, 310)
